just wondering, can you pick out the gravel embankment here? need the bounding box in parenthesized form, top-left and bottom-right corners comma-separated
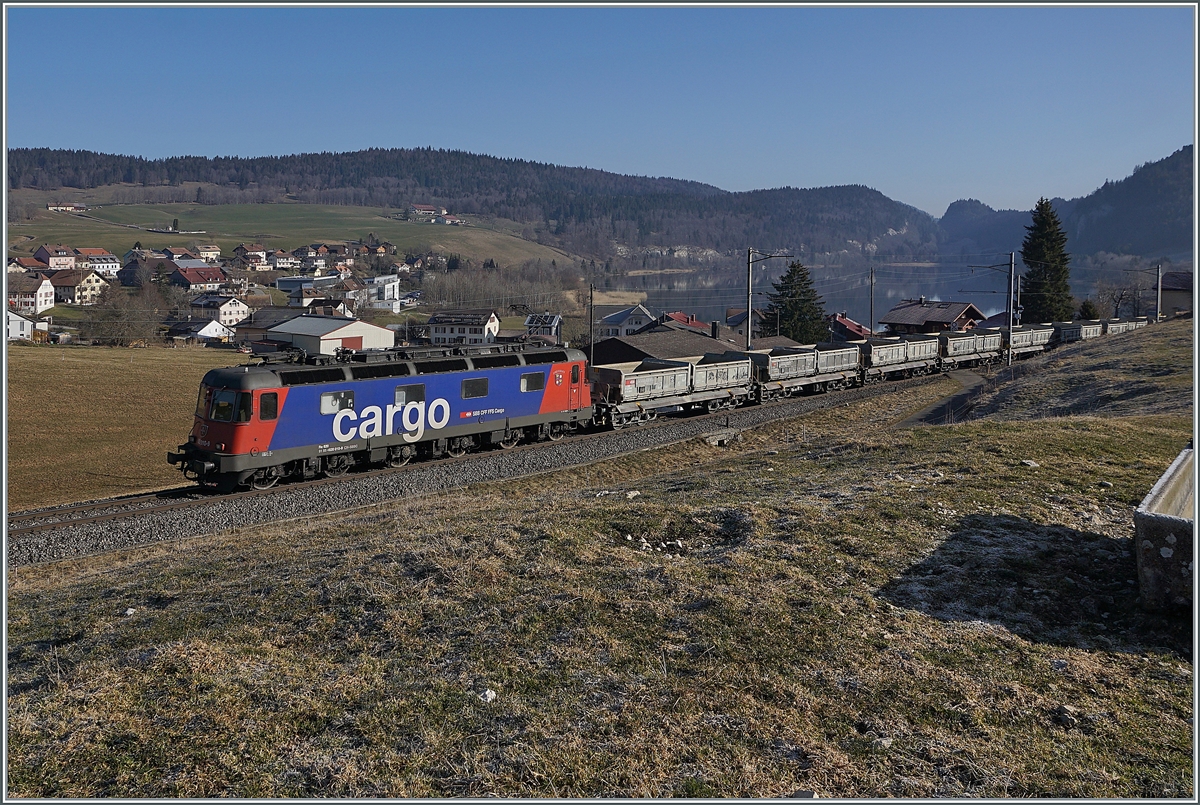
(7, 377, 938, 567)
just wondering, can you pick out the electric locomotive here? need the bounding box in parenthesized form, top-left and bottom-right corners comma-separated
(168, 343, 592, 492)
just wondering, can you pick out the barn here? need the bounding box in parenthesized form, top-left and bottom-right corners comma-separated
(266, 315, 394, 355)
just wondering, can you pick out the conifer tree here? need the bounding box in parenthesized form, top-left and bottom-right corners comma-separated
(765, 261, 828, 344)
(1019, 198, 1073, 323)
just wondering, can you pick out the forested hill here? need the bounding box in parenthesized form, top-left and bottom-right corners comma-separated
(937, 145, 1193, 260)
(7, 144, 1191, 262)
(7, 146, 942, 259)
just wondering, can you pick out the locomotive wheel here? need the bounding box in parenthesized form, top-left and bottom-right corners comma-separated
(499, 433, 520, 450)
(547, 426, 565, 441)
(386, 449, 411, 468)
(324, 454, 352, 477)
(249, 468, 280, 490)
(446, 440, 468, 458)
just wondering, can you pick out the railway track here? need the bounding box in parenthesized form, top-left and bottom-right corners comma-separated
(7, 374, 942, 565)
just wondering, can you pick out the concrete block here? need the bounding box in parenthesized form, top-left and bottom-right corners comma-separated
(1135, 447, 1194, 611)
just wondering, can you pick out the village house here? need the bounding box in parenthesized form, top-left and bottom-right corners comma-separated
(169, 266, 229, 292)
(122, 247, 166, 265)
(197, 244, 221, 263)
(597, 304, 659, 338)
(33, 244, 76, 270)
(725, 307, 768, 340)
(233, 243, 268, 262)
(47, 269, 108, 305)
(267, 250, 301, 271)
(524, 312, 563, 344)
(8, 256, 49, 273)
(409, 203, 446, 219)
(878, 298, 987, 335)
(434, 214, 463, 226)
(72, 248, 121, 278)
(167, 319, 236, 344)
(426, 309, 500, 345)
(288, 287, 332, 308)
(1159, 271, 1193, 318)
(189, 293, 251, 326)
(6, 274, 57, 315)
(163, 247, 198, 261)
(7, 309, 48, 341)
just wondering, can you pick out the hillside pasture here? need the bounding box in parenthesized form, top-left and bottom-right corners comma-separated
(6, 200, 578, 270)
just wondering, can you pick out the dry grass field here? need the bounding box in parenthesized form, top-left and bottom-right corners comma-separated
(5, 321, 1194, 797)
(5, 344, 243, 511)
(6, 197, 576, 271)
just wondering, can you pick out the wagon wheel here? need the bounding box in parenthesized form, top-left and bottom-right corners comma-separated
(249, 468, 279, 490)
(499, 433, 520, 450)
(324, 454, 352, 477)
(610, 414, 626, 430)
(706, 400, 722, 414)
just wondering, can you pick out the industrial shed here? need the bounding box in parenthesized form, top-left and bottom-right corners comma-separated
(266, 315, 394, 355)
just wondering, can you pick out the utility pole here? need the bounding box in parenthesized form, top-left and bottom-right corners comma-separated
(588, 283, 595, 367)
(746, 247, 792, 350)
(1123, 265, 1162, 321)
(1007, 252, 1015, 366)
(869, 267, 875, 336)
(1156, 263, 1162, 322)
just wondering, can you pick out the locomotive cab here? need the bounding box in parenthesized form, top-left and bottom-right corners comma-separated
(167, 365, 286, 490)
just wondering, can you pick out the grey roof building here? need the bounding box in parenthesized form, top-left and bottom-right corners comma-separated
(878, 298, 987, 334)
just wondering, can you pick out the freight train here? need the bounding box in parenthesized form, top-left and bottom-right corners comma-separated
(168, 317, 1146, 491)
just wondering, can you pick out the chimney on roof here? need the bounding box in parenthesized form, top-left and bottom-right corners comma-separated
(711, 321, 719, 339)
(919, 296, 927, 305)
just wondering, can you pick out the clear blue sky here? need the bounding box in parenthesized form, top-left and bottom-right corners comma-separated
(4, 5, 1195, 216)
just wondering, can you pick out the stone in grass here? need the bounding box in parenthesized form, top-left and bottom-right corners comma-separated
(1099, 481, 1114, 489)
(124, 608, 136, 616)
(479, 689, 497, 704)
(1052, 704, 1078, 728)
(871, 737, 894, 750)
(626, 490, 641, 499)
(1021, 459, 1040, 468)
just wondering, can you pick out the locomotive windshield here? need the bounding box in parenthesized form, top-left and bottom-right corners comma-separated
(208, 389, 252, 423)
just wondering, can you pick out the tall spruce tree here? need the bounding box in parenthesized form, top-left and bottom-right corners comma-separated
(1019, 197, 1073, 323)
(765, 260, 828, 344)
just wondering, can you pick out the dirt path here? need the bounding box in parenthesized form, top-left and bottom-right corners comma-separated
(897, 369, 986, 426)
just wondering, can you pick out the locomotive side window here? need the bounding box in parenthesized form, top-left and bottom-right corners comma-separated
(196, 386, 212, 418)
(260, 392, 278, 421)
(320, 390, 354, 415)
(520, 372, 545, 392)
(394, 383, 425, 405)
(462, 378, 488, 399)
(210, 390, 238, 422)
(571, 364, 580, 384)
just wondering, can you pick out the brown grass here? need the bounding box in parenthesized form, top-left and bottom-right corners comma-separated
(6, 326, 1194, 798)
(5, 344, 240, 510)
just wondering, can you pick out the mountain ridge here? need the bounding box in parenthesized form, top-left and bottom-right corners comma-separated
(7, 144, 1192, 262)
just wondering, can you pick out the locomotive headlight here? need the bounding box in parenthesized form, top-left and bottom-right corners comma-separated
(188, 434, 196, 444)
(216, 443, 226, 451)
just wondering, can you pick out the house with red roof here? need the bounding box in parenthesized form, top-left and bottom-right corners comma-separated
(168, 266, 229, 292)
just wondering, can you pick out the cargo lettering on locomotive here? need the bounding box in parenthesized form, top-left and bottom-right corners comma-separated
(332, 398, 452, 443)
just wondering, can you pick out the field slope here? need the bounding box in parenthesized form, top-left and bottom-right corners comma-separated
(6, 320, 1193, 797)
(6, 200, 578, 270)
